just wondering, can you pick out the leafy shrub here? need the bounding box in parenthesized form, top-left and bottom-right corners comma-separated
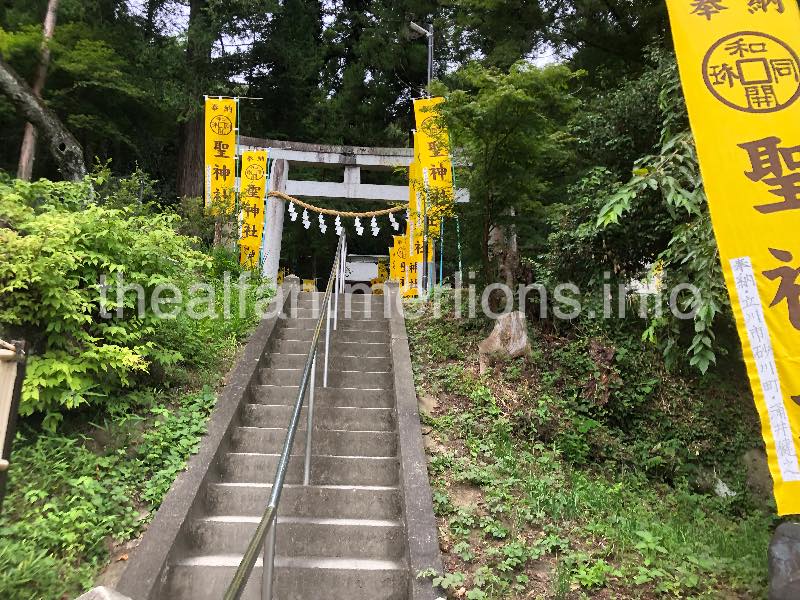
(0, 431, 140, 598)
(0, 176, 210, 419)
(0, 538, 91, 600)
(134, 387, 217, 507)
(0, 384, 224, 599)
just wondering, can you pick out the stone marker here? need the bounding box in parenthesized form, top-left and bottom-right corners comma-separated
(478, 311, 530, 374)
(769, 522, 800, 600)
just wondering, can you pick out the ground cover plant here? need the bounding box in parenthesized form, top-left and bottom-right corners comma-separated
(407, 291, 776, 600)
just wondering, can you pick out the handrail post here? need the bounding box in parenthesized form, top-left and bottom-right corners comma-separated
(334, 251, 339, 332)
(303, 351, 316, 486)
(341, 238, 347, 294)
(262, 518, 277, 600)
(323, 288, 332, 388)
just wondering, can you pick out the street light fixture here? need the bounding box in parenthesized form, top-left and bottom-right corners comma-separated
(409, 20, 434, 93)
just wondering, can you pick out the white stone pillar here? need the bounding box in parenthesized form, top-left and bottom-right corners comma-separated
(262, 159, 288, 284)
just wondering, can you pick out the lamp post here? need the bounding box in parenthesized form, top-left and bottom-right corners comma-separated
(409, 21, 434, 94)
(409, 20, 435, 295)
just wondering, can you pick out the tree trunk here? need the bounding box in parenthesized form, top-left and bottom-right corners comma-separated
(486, 206, 519, 312)
(176, 114, 204, 197)
(17, 0, 59, 181)
(176, 0, 211, 198)
(492, 207, 519, 289)
(0, 56, 85, 181)
(144, 0, 158, 39)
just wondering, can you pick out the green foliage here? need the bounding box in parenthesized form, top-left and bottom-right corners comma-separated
(566, 554, 623, 589)
(0, 383, 237, 599)
(0, 176, 211, 418)
(134, 387, 217, 507)
(570, 59, 665, 177)
(408, 295, 771, 599)
(540, 48, 731, 375)
(544, 1, 669, 83)
(0, 432, 140, 599)
(594, 53, 730, 374)
(0, 537, 85, 600)
(0, 166, 269, 599)
(438, 61, 579, 275)
(0, 4, 183, 182)
(447, 0, 546, 70)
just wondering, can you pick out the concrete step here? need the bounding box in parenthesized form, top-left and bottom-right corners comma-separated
(276, 327, 390, 344)
(267, 353, 390, 373)
(187, 516, 405, 559)
(205, 483, 402, 520)
(242, 404, 395, 432)
(259, 368, 393, 389)
(220, 453, 399, 486)
(281, 318, 389, 332)
(166, 556, 409, 600)
(231, 427, 397, 457)
(289, 306, 388, 320)
(252, 385, 394, 408)
(295, 292, 384, 306)
(271, 339, 390, 358)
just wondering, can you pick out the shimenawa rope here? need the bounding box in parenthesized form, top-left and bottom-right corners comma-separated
(268, 191, 407, 219)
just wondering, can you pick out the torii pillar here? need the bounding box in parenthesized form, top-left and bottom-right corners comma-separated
(261, 159, 288, 284)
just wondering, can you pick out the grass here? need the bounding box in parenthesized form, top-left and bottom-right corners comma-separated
(407, 290, 775, 600)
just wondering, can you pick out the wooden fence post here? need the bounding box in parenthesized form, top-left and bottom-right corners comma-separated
(0, 340, 26, 514)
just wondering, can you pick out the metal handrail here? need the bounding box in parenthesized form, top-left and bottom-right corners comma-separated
(224, 234, 347, 600)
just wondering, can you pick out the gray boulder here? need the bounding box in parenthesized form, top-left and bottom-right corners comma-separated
(769, 523, 800, 600)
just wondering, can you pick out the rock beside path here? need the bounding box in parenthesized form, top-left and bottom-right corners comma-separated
(769, 523, 800, 600)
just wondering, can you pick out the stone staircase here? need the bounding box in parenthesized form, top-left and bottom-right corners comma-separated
(116, 289, 442, 600)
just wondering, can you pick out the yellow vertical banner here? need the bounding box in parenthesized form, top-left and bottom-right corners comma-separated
(239, 150, 268, 269)
(392, 235, 409, 288)
(666, 0, 800, 514)
(390, 247, 401, 283)
(204, 97, 238, 214)
(393, 230, 434, 298)
(389, 234, 417, 296)
(413, 97, 454, 238)
(409, 145, 421, 218)
(404, 238, 420, 299)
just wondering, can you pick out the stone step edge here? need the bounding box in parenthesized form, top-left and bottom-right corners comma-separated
(173, 555, 407, 570)
(225, 452, 398, 460)
(196, 516, 402, 527)
(252, 386, 392, 393)
(260, 368, 392, 375)
(235, 426, 397, 435)
(208, 482, 400, 492)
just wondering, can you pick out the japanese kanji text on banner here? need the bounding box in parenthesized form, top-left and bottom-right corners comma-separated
(239, 150, 268, 268)
(665, 0, 800, 514)
(204, 97, 238, 214)
(413, 97, 455, 237)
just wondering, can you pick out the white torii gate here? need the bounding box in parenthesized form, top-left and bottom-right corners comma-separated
(239, 137, 467, 284)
